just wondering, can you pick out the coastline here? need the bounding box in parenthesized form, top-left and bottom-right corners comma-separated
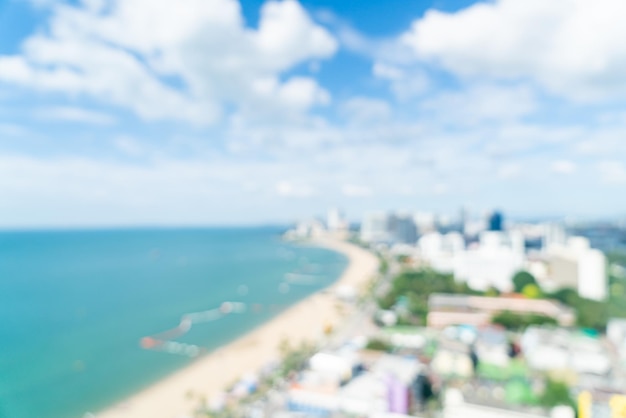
(96, 236, 379, 418)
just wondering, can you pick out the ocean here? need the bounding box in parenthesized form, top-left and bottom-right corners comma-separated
(0, 227, 348, 418)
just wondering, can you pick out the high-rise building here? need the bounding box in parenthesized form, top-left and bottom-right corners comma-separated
(391, 214, 418, 244)
(327, 208, 346, 232)
(360, 212, 392, 243)
(458, 206, 468, 234)
(543, 222, 567, 249)
(413, 212, 436, 235)
(453, 231, 525, 292)
(361, 212, 417, 244)
(546, 237, 607, 301)
(487, 211, 504, 231)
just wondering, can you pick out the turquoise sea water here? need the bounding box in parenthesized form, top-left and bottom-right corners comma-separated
(0, 228, 348, 418)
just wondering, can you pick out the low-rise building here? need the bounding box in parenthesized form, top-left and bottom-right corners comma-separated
(521, 327, 611, 375)
(286, 352, 422, 417)
(427, 294, 575, 328)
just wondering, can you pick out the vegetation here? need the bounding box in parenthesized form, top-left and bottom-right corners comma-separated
(377, 269, 481, 325)
(538, 379, 575, 409)
(607, 251, 626, 319)
(202, 340, 318, 417)
(607, 251, 626, 266)
(365, 338, 392, 352)
(485, 286, 501, 297)
(477, 359, 529, 381)
(523, 251, 626, 330)
(378, 259, 622, 331)
(512, 271, 538, 293)
(277, 339, 316, 378)
(378, 256, 389, 275)
(396, 254, 410, 264)
(547, 288, 609, 330)
(521, 283, 542, 299)
(492, 310, 557, 330)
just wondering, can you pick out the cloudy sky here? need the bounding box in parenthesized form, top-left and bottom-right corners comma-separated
(1, 0, 626, 227)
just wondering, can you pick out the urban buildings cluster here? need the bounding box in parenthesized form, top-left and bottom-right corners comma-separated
(360, 209, 608, 301)
(270, 208, 626, 418)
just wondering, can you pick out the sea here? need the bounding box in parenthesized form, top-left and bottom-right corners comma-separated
(0, 227, 348, 418)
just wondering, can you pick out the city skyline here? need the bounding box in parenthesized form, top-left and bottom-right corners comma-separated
(2, 0, 626, 227)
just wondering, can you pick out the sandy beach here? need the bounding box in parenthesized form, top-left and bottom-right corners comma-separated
(96, 236, 379, 418)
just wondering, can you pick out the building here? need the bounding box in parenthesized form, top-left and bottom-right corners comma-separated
(442, 389, 556, 418)
(543, 222, 567, 249)
(458, 206, 468, 234)
(452, 231, 525, 292)
(546, 237, 607, 301)
(417, 232, 465, 272)
(427, 294, 576, 328)
(284, 219, 326, 240)
(327, 208, 347, 232)
(413, 212, 437, 235)
(487, 211, 504, 232)
(390, 214, 418, 245)
(361, 212, 393, 243)
(419, 232, 465, 257)
(286, 352, 422, 417)
(361, 212, 417, 245)
(521, 327, 611, 375)
(607, 318, 626, 350)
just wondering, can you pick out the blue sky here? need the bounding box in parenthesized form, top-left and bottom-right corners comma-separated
(1, 0, 626, 227)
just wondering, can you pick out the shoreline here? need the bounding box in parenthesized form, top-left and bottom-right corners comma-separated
(96, 236, 379, 418)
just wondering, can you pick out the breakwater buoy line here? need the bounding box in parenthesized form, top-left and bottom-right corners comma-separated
(139, 272, 324, 357)
(140, 301, 252, 357)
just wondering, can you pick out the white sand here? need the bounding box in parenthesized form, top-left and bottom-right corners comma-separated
(96, 237, 378, 418)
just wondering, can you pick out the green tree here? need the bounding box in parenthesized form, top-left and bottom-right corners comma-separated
(365, 338, 391, 352)
(492, 310, 557, 330)
(378, 257, 389, 274)
(512, 271, 537, 293)
(522, 283, 542, 299)
(547, 288, 609, 330)
(538, 379, 575, 408)
(376, 268, 485, 325)
(485, 286, 501, 297)
(277, 339, 315, 378)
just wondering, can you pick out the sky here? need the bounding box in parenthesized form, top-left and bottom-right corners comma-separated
(1, 0, 626, 227)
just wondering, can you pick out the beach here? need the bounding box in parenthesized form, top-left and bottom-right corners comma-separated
(97, 236, 379, 418)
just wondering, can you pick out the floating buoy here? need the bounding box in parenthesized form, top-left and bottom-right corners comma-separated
(140, 337, 157, 349)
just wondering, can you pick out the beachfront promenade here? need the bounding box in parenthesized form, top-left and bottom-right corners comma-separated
(97, 236, 379, 418)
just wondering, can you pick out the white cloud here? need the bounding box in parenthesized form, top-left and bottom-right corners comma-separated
(551, 160, 577, 174)
(5, 0, 626, 224)
(372, 62, 429, 100)
(497, 163, 522, 179)
(0, 123, 28, 136)
(0, 0, 337, 124)
(318, 10, 414, 65)
(432, 183, 448, 195)
(254, 0, 338, 69)
(403, 0, 626, 101)
(313, 14, 429, 101)
(597, 161, 626, 183)
(372, 63, 404, 81)
(114, 136, 145, 157)
(275, 181, 316, 198)
(341, 184, 373, 198)
(36, 106, 116, 125)
(340, 97, 391, 124)
(421, 84, 536, 125)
